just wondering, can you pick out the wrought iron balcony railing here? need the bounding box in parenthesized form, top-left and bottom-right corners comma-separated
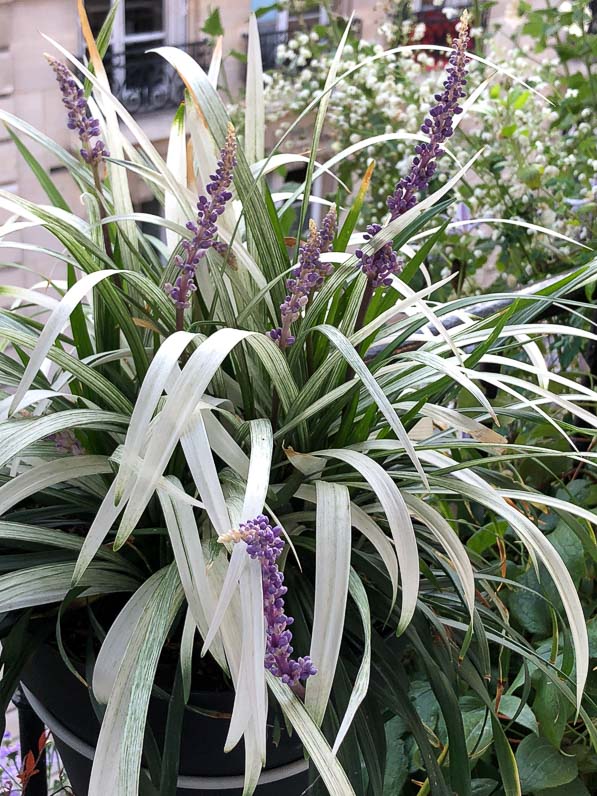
(257, 29, 292, 71)
(82, 40, 212, 115)
(256, 20, 363, 72)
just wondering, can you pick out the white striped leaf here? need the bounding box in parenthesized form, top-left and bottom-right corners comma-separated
(417, 454, 589, 708)
(201, 542, 247, 656)
(242, 419, 273, 522)
(245, 14, 265, 165)
(403, 493, 475, 616)
(312, 324, 429, 487)
(157, 480, 227, 670)
(0, 456, 112, 516)
(165, 104, 187, 254)
(295, 484, 399, 607)
(332, 570, 371, 754)
(114, 330, 298, 546)
(305, 481, 352, 726)
(180, 411, 231, 535)
(89, 565, 184, 796)
(113, 330, 198, 503)
(9, 270, 125, 415)
(294, 447, 420, 633)
(0, 562, 138, 612)
(267, 673, 356, 796)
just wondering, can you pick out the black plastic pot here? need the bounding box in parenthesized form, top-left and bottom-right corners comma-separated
(20, 645, 308, 795)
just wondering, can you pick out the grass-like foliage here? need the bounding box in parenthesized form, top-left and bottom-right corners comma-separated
(0, 4, 595, 794)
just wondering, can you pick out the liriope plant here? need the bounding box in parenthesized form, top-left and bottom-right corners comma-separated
(0, 2, 595, 794)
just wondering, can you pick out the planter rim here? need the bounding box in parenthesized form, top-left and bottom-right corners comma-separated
(21, 684, 308, 791)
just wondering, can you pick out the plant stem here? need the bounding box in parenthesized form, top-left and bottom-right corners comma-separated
(91, 166, 113, 258)
(344, 278, 374, 384)
(336, 279, 374, 443)
(414, 742, 449, 796)
(354, 279, 374, 334)
(271, 316, 293, 430)
(290, 681, 306, 700)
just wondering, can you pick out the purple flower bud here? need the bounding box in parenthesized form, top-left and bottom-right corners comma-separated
(357, 12, 471, 288)
(271, 206, 337, 348)
(46, 55, 108, 167)
(166, 124, 237, 310)
(229, 515, 317, 686)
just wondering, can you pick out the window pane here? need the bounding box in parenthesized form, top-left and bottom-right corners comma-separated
(125, 0, 164, 35)
(86, 0, 112, 36)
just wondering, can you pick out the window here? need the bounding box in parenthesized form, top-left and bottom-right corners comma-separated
(253, 1, 329, 70)
(83, 0, 199, 114)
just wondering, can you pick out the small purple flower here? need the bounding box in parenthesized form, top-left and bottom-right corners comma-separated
(355, 225, 403, 288)
(357, 12, 471, 287)
(270, 206, 337, 348)
(0, 732, 19, 764)
(452, 201, 474, 232)
(220, 515, 317, 686)
(165, 124, 237, 312)
(46, 55, 109, 166)
(50, 430, 85, 456)
(387, 16, 470, 220)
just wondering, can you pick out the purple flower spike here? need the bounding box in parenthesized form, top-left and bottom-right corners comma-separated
(356, 12, 470, 288)
(386, 14, 470, 221)
(355, 225, 403, 289)
(165, 124, 237, 313)
(270, 206, 337, 349)
(46, 55, 109, 166)
(220, 515, 317, 686)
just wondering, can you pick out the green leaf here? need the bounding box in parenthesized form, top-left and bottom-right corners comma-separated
(159, 662, 185, 796)
(401, 219, 450, 285)
(335, 162, 374, 253)
(471, 781, 500, 796)
(500, 123, 517, 138)
(5, 128, 70, 211)
(497, 695, 539, 735)
(382, 726, 408, 795)
(202, 8, 224, 37)
(461, 707, 493, 756)
(534, 780, 591, 796)
(532, 674, 571, 748)
(515, 735, 578, 794)
(587, 616, 597, 658)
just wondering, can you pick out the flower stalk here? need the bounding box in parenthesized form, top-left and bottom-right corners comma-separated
(166, 124, 237, 331)
(354, 11, 471, 327)
(46, 55, 114, 263)
(270, 206, 337, 351)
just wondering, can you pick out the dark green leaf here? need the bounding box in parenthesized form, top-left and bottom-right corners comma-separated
(202, 8, 224, 37)
(516, 735, 577, 793)
(534, 780, 591, 796)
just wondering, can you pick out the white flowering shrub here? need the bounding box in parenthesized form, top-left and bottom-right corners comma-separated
(264, 1, 596, 292)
